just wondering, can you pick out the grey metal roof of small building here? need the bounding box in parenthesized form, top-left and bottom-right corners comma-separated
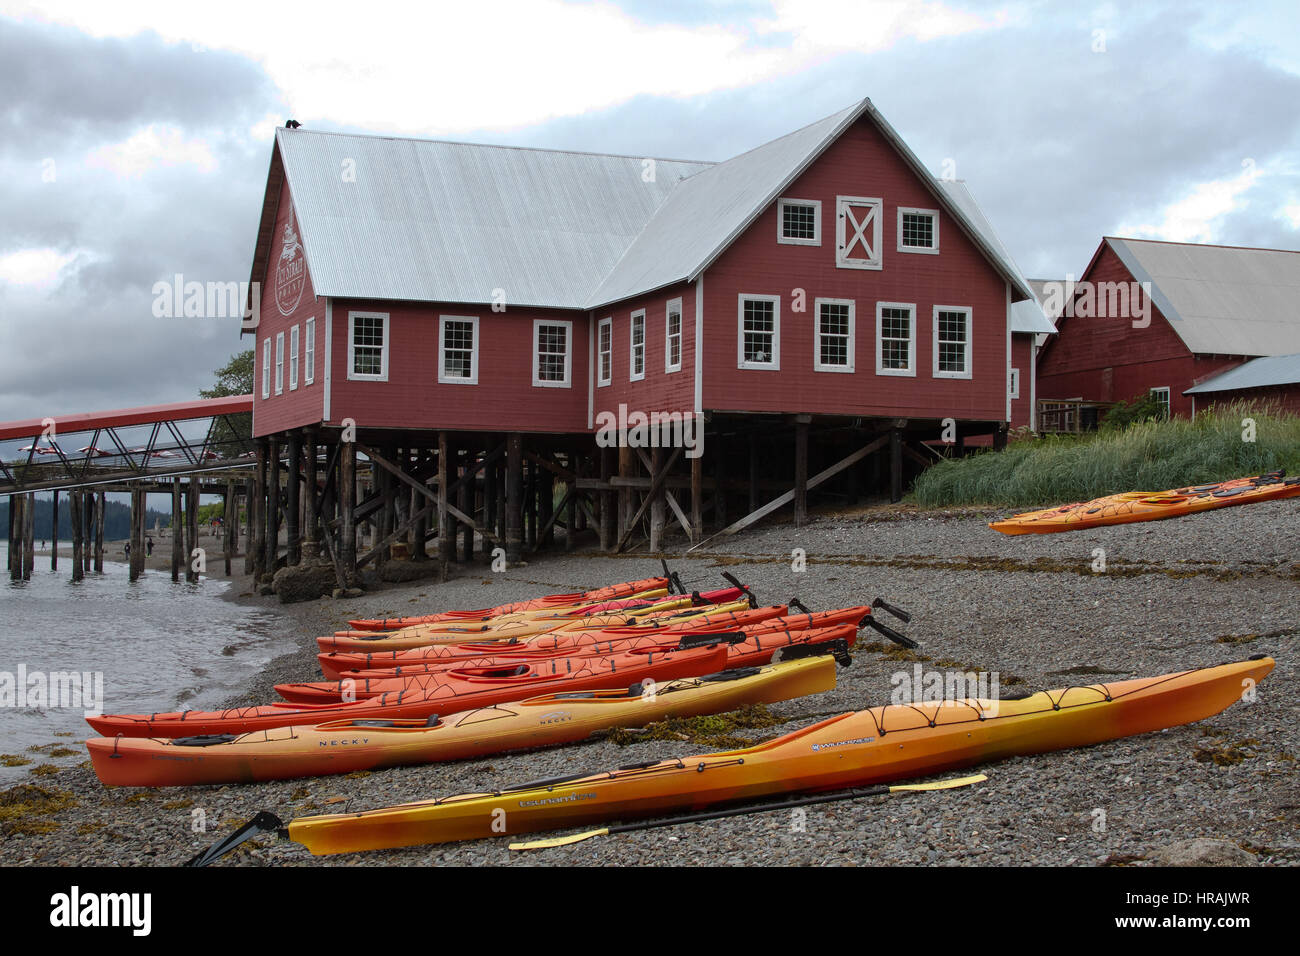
(1108, 238, 1300, 357)
(271, 100, 1036, 312)
(1184, 352, 1300, 394)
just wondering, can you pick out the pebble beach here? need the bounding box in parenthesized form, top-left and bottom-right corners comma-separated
(3, 499, 1296, 867)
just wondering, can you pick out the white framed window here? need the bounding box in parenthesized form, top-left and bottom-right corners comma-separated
(1150, 386, 1171, 419)
(1010, 367, 1021, 400)
(933, 306, 972, 379)
(597, 317, 612, 387)
(289, 325, 300, 390)
(347, 311, 389, 381)
(304, 317, 316, 385)
(261, 337, 271, 398)
(533, 319, 572, 387)
(737, 295, 780, 369)
(897, 207, 940, 254)
(629, 309, 646, 381)
(777, 198, 821, 246)
(836, 196, 882, 270)
(814, 298, 855, 373)
(274, 331, 285, 395)
(875, 302, 916, 377)
(438, 315, 479, 385)
(665, 298, 683, 373)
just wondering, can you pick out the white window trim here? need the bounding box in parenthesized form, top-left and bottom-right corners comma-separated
(597, 317, 612, 387)
(274, 331, 285, 395)
(1150, 386, 1171, 418)
(304, 317, 316, 385)
(347, 311, 389, 382)
(813, 297, 855, 373)
(261, 337, 271, 398)
(897, 207, 940, 255)
(665, 298, 683, 373)
(532, 319, 573, 388)
(776, 198, 821, 246)
(1009, 367, 1021, 400)
(835, 196, 883, 270)
(932, 305, 973, 380)
(736, 294, 781, 370)
(875, 302, 916, 377)
(437, 314, 480, 385)
(629, 309, 646, 382)
(289, 324, 300, 390)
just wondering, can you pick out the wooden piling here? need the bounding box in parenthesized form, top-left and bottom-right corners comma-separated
(266, 438, 281, 576)
(224, 481, 236, 575)
(286, 432, 302, 566)
(171, 479, 183, 582)
(69, 491, 84, 582)
(748, 435, 760, 515)
(5, 495, 13, 576)
(537, 460, 553, 551)
(186, 478, 200, 582)
(794, 417, 809, 528)
(252, 440, 267, 580)
(690, 453, 703, 543)
(243, 477, 256, 575)
(94, 492, 104, 573)
(303, 428, 319, 559)
(128, 488, 144, 581)
(82, 492, 93, 575)
(649, 446, 665, 551)
(505, 433, 523, 564)
(460, 447, 474, 562)
(889, 428, 903, 504)
(339, 439, 357, 586)
(437, 432, 452, 563)
(50, 490, 59, 570)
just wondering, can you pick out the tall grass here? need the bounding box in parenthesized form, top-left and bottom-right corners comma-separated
(911, 403, 1300, 507)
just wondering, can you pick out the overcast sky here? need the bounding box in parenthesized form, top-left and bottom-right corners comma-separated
(2, 0, 1298, 424)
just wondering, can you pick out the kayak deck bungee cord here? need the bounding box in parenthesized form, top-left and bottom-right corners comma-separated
(990, 470, 1300, 534)
(86, 655, 842, 788)
(187, 656, 1270, 859)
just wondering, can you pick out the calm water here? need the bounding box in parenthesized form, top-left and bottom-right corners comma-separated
(0, 542, 290, 782)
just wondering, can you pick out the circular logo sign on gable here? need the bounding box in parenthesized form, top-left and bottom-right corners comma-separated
(275, 211, 307, 316)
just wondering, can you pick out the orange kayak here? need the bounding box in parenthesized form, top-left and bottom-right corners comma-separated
(347, 575, 671, 630)
(990, 470, 1300, 534)
(278, 623, 859, 703)
(86, 656, 838, 788)
(315, 590, 749, 655)
(86, 644, 729, 739)
(282, 656, 1273, 855)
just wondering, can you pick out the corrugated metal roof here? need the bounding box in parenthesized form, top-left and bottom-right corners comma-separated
(274, 100, 1037, 312)
(1184, 352, 1300, 394)
(1109, 238, 1300, 356)
(278, 129, 711, 309)
(935, 181, 1056, 336)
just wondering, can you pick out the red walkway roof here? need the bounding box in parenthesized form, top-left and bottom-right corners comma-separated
(0, 395, 253, 442)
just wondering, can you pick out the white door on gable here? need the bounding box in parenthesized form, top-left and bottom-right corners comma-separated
(836, 196, 883, 270)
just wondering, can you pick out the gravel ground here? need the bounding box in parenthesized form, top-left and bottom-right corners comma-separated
(3, 496, 1296, 867)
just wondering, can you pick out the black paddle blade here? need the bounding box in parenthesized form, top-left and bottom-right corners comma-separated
(184, 811, 286, 868)
(677, 630, 749, 649)
(777, 637, 853, 668)
(789, 597, 811, 615)
(718, 571, 757, 608)
(865, 615, 919, 649)
(872, 597, 912, 623)
(661, 559, 685, 595)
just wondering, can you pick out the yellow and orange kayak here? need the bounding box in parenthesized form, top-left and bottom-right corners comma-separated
(990, 471, 1300, 535)
(284, 656, 1273, 855)
(86, 656, 838, 788)
(347, 576, 671, 631)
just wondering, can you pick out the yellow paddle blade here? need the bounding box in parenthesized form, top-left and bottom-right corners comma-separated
(887, 773, 987, 793)
(510, 828, 610, 851)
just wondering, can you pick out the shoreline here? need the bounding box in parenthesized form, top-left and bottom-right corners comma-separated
(3, 498, 1298, 866)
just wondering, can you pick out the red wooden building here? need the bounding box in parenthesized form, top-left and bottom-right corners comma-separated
(240, 98, 1048, 582)
(1037, 238, 1300, 420)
